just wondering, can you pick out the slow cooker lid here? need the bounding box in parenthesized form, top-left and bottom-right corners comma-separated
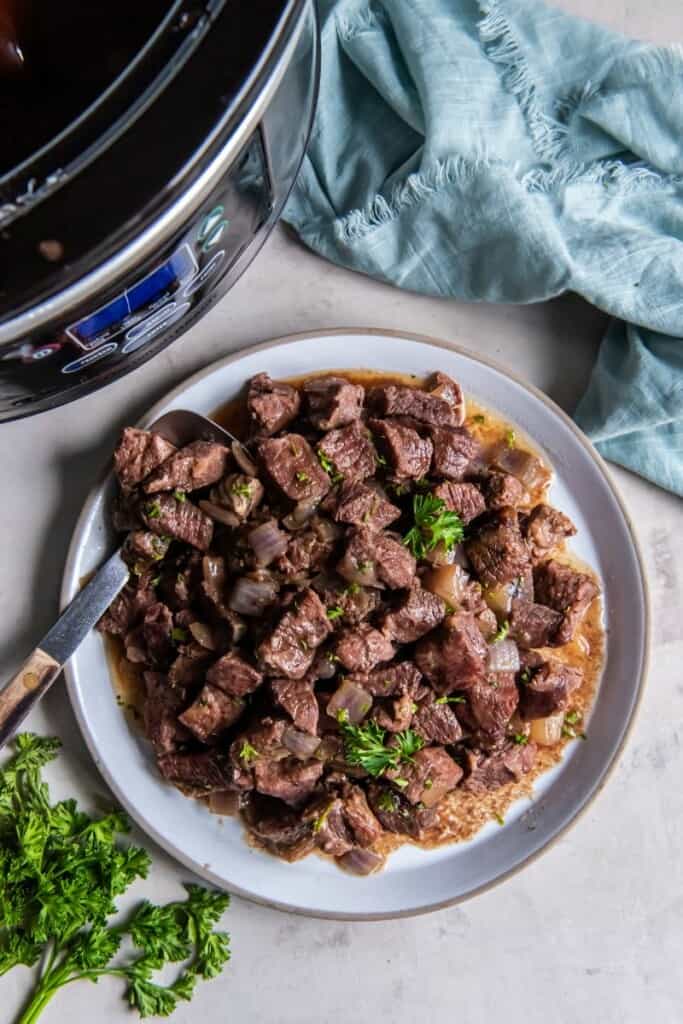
(0, 0, 294, 328)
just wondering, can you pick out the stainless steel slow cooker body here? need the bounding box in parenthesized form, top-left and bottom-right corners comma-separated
(0, 0, 319, 421)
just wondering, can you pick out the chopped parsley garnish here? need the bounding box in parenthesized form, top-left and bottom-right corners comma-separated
(325, 652, 341, 664)
(312, 802, 334, 834)
(519, 668, 531, 684)
(472, 414, 486, 425)
(358, 560, 374, 572)
(492, 620, 510, 643)
(505, 429, 516, 448)
(435, 695, 466, 705)
(171, 627, 188, 644)
(403, 492, 465, 560)
(336, 712, 424, 777)
(564, 710, 581, 725)
(173, 489, 186, 503)
(512, 733, 528, 745)
(494, 812, 505, 826)
(424, 778, 433, 789)
(414, 477, 431, 490)
(150, 575, 161, 588)
(239, 741, 259, 764)
(377, 790, 399, 813)
(341, 582, 361, 597)
(145, 501, 161, 519)
(562, 710, 586, 740)
(230, 481, 252, 498)
(295, 471, 310, 483)
(317, 449, 344, 484)
(326, 606, 344, 620)
(392, 777, 409, 789)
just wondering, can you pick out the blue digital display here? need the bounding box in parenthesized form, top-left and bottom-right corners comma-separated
(66, 245, 197, 348)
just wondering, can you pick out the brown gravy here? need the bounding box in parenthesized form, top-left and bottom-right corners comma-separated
(108, 369, 605, 849)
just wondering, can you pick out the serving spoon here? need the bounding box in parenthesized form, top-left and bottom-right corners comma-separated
(0, 409, 248, 750)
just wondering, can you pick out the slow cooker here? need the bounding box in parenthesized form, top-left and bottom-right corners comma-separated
(0, 0, 319, 421)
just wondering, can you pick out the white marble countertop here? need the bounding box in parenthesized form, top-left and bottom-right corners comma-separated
(2, 2, 682, 1021)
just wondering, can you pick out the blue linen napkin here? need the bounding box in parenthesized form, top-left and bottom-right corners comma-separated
(284, 0, 683, 496)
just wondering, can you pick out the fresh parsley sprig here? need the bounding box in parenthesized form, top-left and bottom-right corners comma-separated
(402, 493, 464, 560)
(0, 734, 231, 1022)
(336, 712, 424, 777)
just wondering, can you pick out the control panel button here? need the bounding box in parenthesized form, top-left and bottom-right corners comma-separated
(121, 302, 190, 354)
(61, 342, 118, 374)
(183, 250, 226, 297)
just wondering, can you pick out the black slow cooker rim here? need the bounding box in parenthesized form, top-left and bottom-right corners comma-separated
(0, 0, 305, 341)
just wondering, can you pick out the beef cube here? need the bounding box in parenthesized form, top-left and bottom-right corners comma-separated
(463, 741, 537, 794)
(360, 660, 423, 697)
(533, 559, 599, 644)
(143, 440, 231, 494)
(461, 673, 519, 740)
(519, 661, 582, 719)
(207, 652, 263, 696)
(412, 692, 463, 745)
(372, 692, 415, 733)
(179, 685, 245, 743)
(258, 588, 332, 678)
(388, 746, 462, 807)
(433, 481, 486, 524)
(337, 527, 416, 590)
(522, 505, 577, 564)
(248, 372, 301, 436)
(112, 493, 143, 533)
(341, 784, 383, 846)
(114, 427, 176, 493)
(415, 613, 488, 692)
(367, 783, 438, 839)
(317, 421, 376, 484)
(257, 433, 331, 502)
(142, 671, 190, 754)
(482, 471, 525, 510)
(334, 624, 395, 673)
(509, 599, 563, 648)
(208, 473, 264, 521)
(304, 375, 364, 430)
(140, 494, 213, 551)
(304, 797, 354, 856)
(330, 582, 381, 626)
(157, 749, 233, 793)
(97, 576, 157, 635)
(277, 519, 337, 579)
(428, 425, 478, 480)
(253, 758, 323, 806)
(334, 481, 401, 531)
(369, 418, 432, 481)
(380, 585, 445, 644)
(271, 677, 319, 734)
(243, 796, 315, 859)
(465, 507, 531, 588)
(168, 646, 213, 689)
(231, 717, 289, 770)
(368, 384, 455, 427)
(428, 371, 465, 425)
(141, 602, 174, 666)
(123, 530, 171, 568)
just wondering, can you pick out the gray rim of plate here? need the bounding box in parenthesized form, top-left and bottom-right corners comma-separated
(61, 328, 651, 920)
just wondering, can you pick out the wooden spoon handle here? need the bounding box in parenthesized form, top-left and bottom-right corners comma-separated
(0, 648, 61, 747)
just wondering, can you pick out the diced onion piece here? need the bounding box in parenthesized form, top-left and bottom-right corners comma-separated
(423, 541, 456, 567)
(248, 519, 288, 565)
(282, 500, 318, 531)
(208, 790, 240, 815)
(491, 443, 549, 490)
(337, 551, 382, 588)
(327, 679, 372, 725)
(484, 581, 514, 618)
(529, 712, 564, 746)
(228, 576, 278, 616)
(283, 726, 321, 759)
(422, 563, 470, 608)
(338, 847, 385, 875)
(313, 652, 337, 680)
(199, 500, 240, 527)
(232, 440, 257, 476)
(487, 639, 520, 673)
(189, 621, 216, 650)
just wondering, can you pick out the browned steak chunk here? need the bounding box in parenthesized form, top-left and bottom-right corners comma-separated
(168, 645, 213, 688)
(381, 586, 445, 644)
(428, 425, 478, 480)
(97, 576, 157, 635)
(333, 481, 400, 531)
(522, 505, 577, 563)
(461, 673, 519, 741)
(258, 588, 332, 678)
(303, 376, 364, 430)
(157, 749, 233, 793)
(140, 494, 213, 551)
(277, 519, 337, 578)
(368, 384, 455, 427)
(114, 427, 176, 493)
(179, 686, 245, 743)
(243, 796, 315, 858)
(253, 758, 323, 806)
(271, 677, 319, 734)
(509, 599, 563, 648)
(519, 661, 582, 720)
(142, 671, 190, 754)
(318, 421, 376, 484)
(372, 692, 415, 733)
(316, 578, 381, 626)
(305, 797, 354, 856)
(415, 613, 488, 692)
(428, 371, 465, 425)
(141, 602, 174, 666)
(433, 481, 486, 523)
(334, 624, 395, 673)
(533, 559, 599, 644)
(463, 741, 537, 794)
(465, 507, 531, 587)
(248, 372, 301, 436)
(412, 691, 463, 745)
(341, 784, 383, 846)
(337, 527, 416, 590)
(481, 471, 525, 510)
(123, 530, 171, 568)
(207, 652, 263, 696)
(359, 660, 423, 698)
(388, 747, 463, 807)
(369, 418, 432, 481)
(257, 433, 331, 502)
(367, 783, 438, 838)
(143, 440, 230, 494)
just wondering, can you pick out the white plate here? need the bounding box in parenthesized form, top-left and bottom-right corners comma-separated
(62, 329, 649, 919)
